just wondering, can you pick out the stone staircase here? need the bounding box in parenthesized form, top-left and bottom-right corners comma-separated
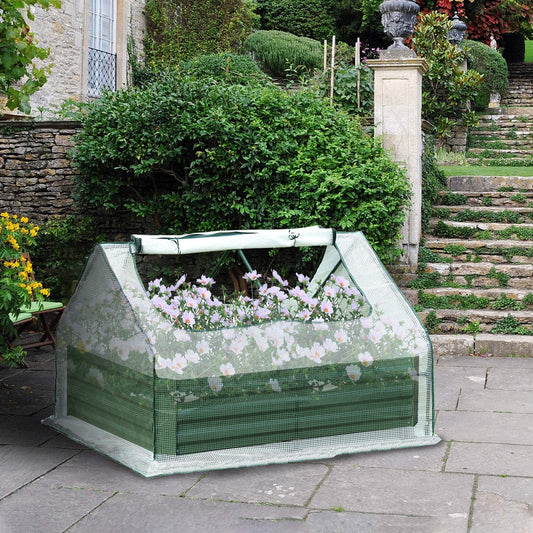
(466, 62, 533, 166)
(403, 62, 533, 357)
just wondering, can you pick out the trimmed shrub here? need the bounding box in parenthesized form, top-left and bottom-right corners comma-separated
(464, 40, 508, 110)
(72, 73, 410, 263)
(244, 30, 323, 78)
(256, 0, 335, 41)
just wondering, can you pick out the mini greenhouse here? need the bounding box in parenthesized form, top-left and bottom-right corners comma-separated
(43, 227, 439, 477)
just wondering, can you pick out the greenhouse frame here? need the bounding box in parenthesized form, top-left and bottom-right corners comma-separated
(43, 227, 439, 477)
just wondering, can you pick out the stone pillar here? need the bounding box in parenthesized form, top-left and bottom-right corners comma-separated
(367, 55, 428, 269)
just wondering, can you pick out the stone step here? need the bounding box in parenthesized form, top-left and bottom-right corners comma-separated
(432, 204, 533, 217)
(429, 218, 533, 234)
(470, 131, 533, 139)
(446, 175, 533, 192)
(438, 191, 533, 207)
(481, 107, 533, 116)
(465, 157, 533, 165)
(468, 148, 532, 156)
(404, 286, 533, 307)
(468, 138, 533, 148)
(422, 261, 533, 289)
(421, 308, 533, 334)
(430, 333, 533, 357)
(473, 119, 533, 127)
(424, 237, 533, 263)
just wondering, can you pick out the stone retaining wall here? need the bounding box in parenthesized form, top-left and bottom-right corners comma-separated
(0, 120, 150, 236)
(0, 121, 80, 224)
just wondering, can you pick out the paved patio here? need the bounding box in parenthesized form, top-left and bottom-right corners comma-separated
(1, 345, 532, 532)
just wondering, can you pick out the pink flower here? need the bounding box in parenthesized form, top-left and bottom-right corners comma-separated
(181, 311, 195, 326)
(196, 275, 215, 286)
(255, 307, 271, 320)
(296, 273, 310, 285)
(271, 270, 289, 287)
(320, 300, 334, 315)
(243, 270, 261, 281)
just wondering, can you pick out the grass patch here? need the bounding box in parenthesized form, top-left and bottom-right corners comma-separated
(440, 166, 533, 177)
(526, 41, 533, 62)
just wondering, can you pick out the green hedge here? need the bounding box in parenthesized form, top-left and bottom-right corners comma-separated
(464, 40, 508, 110)
(72, 72, 410, 263)
(243, 30, 323, 77)
(256, 0, 335, 41)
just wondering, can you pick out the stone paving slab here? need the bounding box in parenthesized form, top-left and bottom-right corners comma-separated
(0, 445, 78, 499)
(34, 449, 203, 495)
(187, 462, 329, 506)
(0, 414, 58, 446)
(437, 355, 533, 369)
(458, 389, 533, 413)
(487, 367, 533, 391)
(0, 484, 114, 533)
(436, 411, 533, 445)
(68, 493, 308, 533)
(471, 476, 533, 533)
(0, 370, 54, 415)
(446, 442, 533, 476)
(434, 365, 487, 410)
(304, 510, 452, 533)
(309, 465, 473, 523)
(321, 441, 447, 472)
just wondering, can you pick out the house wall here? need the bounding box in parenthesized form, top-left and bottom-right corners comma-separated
(28, 0, 146, 114)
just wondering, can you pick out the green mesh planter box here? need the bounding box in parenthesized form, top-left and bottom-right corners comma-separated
(44, 228, 439, 477)
(67, 347, 418, 457)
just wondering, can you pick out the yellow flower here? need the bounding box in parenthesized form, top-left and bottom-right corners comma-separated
(20, 217, 29, 223)
(41, 288, 50, 297)
(26, 286, 33, 294)
(29, 228, 38, 237)
(20, 227, 29, 234)
(0, 212, 9, 219)
(12, 214, 18, 219)
(18, 271, 28, 280)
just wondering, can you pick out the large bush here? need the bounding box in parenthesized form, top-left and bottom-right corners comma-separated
(72, 72, 410, 262)
(464, 39, 508, 109)
(256, 0, 335, 41)
(412, 12, 483, 140)
(243, 30, 324, 78)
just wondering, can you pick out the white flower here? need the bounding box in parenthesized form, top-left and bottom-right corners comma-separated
(169, 354, 188, 374)
(88, 367, 105, 388)
(323, 338, 339, 352)
(334, 329, 348, 343)
(110, 338, 130, 361)
(346, 365, 361, 382)
(360, 316, 374, 329)
(220, 362, 236, 376)
(196, 340, 210, 355)
(184, 349, 200, 363)
(155, 356, 172, 370)
(307, 342, 326, 363)
(358, 351, 374, 367)
(269, 378, 281, 392)
(173, 329, 191, 343)
(208, 376, 223, 392)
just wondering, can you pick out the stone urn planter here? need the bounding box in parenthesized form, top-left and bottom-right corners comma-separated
(379, 0, 420, 49)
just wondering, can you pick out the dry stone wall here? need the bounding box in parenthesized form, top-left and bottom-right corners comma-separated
(0, 121, 79, 223)
(0, 120, 151, 236)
